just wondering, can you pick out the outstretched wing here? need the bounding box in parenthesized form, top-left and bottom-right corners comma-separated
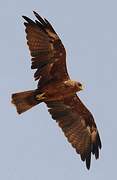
(22, 11, 69, 88)
(46, 94, 102, 170)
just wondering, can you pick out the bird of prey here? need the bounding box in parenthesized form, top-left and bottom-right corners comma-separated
(11, 11, 102, 170)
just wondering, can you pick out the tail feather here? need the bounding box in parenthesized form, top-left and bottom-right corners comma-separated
(11, 90, 40, 114)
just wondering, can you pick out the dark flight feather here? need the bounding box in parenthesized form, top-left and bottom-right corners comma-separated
(46, 94, 102, 169)
(22, 11, 69, 86)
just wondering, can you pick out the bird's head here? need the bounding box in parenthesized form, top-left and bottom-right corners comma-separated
(64, 80, 84, 92)
(75, 82, 84, 91)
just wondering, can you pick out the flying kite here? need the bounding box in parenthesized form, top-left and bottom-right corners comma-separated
(11, 11, 102, 170)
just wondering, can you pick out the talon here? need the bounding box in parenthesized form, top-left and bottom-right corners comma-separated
(36, 93, 46, 101)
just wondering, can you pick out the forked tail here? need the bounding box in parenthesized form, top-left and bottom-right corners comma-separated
(11, 90, 40, 114)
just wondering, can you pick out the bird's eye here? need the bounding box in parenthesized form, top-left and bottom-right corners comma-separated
(78, 83, 82, 87)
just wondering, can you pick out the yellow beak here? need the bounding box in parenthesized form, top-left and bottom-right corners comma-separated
(80, 84, 84, 90)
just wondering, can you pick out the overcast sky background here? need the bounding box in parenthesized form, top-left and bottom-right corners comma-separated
(0, 0, 116, 179)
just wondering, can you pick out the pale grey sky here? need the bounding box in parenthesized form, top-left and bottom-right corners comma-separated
(0, 0, 117, 179)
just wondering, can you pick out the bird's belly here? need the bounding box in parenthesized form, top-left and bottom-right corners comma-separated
(43, 84, 76, 101)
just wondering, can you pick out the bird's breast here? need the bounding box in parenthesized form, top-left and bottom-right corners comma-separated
(40, 81, 77, 101)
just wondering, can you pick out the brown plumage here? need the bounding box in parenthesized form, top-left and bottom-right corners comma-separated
(11, 11, 102, 170)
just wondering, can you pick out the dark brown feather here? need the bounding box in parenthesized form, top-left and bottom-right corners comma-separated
(33, 11, 47, 26)
(46, 94, 102, 170)
(22, 12, 69, 88)
(12, 90, 39, 114)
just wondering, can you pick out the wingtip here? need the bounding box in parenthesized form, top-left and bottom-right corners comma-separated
(22, 15, 29, 21)
(33, 11, 38, 15)
(22, 15, 35, 25)
(33, 11, 46, 26)
(80, 151, 91, 170)
(33, 11, 37, 16)
(86, 165, 90, 170)
(22, 15, 25, 19)
(86, 154, 91, 170)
